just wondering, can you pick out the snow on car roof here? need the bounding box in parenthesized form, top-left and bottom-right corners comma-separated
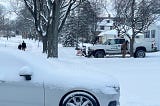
(0, 47, 119, 94)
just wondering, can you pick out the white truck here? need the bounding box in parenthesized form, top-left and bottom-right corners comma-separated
(87, 38, 157, 58)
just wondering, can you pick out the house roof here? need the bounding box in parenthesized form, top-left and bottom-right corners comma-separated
(98, 29, 144, 37)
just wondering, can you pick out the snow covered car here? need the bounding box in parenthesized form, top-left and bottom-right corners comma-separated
(0, 48, 120, 106)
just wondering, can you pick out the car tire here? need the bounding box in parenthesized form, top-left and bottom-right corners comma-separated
(135, 50, 145, 58)
(94, 51, 105, 58)
(61, 91, 98, 106)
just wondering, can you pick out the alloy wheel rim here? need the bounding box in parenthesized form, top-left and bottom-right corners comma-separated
(66, 95, 93, 106)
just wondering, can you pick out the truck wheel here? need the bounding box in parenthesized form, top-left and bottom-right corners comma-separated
(135, 50, 146, 58)
(134, 53, 137, 58)
(94, 51, 105, 58)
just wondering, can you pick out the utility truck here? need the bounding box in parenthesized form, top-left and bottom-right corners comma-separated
(87, 38, 157, 58)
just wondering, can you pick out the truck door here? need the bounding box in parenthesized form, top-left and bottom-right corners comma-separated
(106, 39, 125, 54)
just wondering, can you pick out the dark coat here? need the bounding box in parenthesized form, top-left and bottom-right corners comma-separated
(22, 42, 27, 50)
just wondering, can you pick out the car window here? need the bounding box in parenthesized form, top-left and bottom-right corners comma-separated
(118, 39, 125, 44)
(114, 39, 125, 44)
(104, 39, 111, 45)
(105, 39, 125, 45)
(110, 39, 116, 45)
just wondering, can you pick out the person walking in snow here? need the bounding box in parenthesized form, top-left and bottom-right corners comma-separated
(21, 41, 27, 51)
(18, 44, 22, 50)
(121, 40, 128, 58)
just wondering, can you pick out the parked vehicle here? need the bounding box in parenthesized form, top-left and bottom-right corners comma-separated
(87, 38, 157, 58)
(0, 48, 120, 106)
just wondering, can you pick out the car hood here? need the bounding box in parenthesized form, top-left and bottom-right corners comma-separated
(42, 68, 119, 94)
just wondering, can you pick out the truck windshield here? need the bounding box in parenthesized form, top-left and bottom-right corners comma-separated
(103, 39, 111, 45)
(103, 39, 125, 45)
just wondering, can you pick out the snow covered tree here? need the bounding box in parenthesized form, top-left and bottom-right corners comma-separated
(23, 0, 84, 58)
(77, 0, 97, 43)
(114, 0, 160, 57)
(0, 4, 5, 30)
(60, 11, 77, 47)
(60, 0, 98, 47)
(16, 6, 36, 39)
(62, 34, 76, 47)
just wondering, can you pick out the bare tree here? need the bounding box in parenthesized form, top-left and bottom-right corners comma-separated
(23, 0, 83, 58)
(0, 4, 5, 30)
(16, 6, 35, 39)
(114, 0, 160, 57)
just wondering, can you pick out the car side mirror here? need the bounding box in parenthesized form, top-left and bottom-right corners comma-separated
(19, 74, 32, 81)
(19, 66, 33, 81)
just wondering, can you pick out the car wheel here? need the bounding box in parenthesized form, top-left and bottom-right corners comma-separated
(135, 50, 145, 58)
(61, 91, 98, 106)
(94, 51, 105, 58)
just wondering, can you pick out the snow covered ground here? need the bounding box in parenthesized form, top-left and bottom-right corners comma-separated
(1, 36, 160, 106)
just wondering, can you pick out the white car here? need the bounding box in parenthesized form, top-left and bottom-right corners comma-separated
(0, 48, 120, 106)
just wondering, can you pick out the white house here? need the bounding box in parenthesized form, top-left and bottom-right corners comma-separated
(96, 18, 114, 32)
(146, 22, 160, 50)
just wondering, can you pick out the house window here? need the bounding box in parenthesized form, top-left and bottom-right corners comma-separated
(151, 30, 155, 38)
(107, 20, 110, 23)
(100, 26, 105, 30)
(144, 30, 150, 38)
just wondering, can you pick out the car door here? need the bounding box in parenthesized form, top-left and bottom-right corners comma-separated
(0, 79, 44, 106)
(106, 39, 122, 54)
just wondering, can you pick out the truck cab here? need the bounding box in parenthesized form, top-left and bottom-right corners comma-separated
(104, 38, 126, 54)
(87, 38, 126, 58)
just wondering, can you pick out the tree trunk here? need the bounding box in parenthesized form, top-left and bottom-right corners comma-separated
(42, 36, 48, 53)
(130, 37, 135, 57)
(47, 24, 58, 58)
(47, 1, 61, 58)
(130, 0, 135, 57)
(52, 19, 59, 58)
(47, 22, 54, 58)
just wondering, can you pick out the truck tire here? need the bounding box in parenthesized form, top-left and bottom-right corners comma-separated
(134, 52, 137, 58)
(135, 50, 146, 58)
(94, 51, 105, 58)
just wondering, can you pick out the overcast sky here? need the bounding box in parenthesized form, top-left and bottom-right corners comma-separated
(0, 0, 17, 20)
(0, 0, 115, 19)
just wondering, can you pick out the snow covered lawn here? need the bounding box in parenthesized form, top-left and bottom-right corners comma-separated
(1, 36, 160, 106)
